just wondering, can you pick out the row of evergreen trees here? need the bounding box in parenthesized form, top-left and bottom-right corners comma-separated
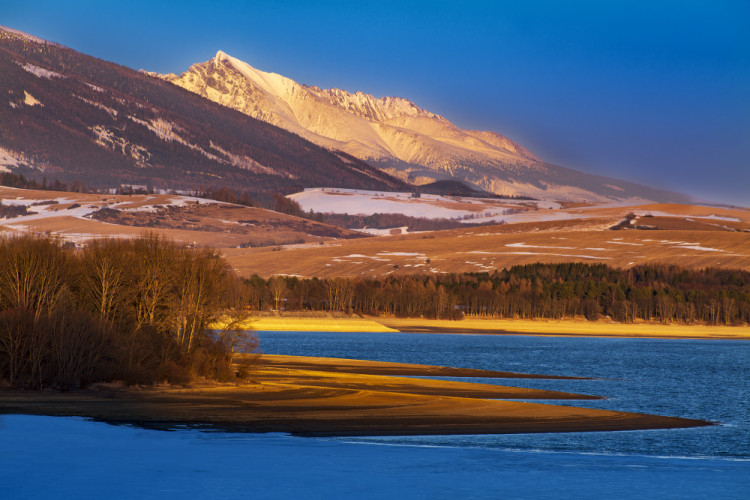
(246, 263, 750, 325)
(0, 234, 255, 390)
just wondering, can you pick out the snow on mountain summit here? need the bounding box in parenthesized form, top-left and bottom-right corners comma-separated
(0, 25, 56, 45)
(156, 52, 541, 190)
(153, 52, 687, 202)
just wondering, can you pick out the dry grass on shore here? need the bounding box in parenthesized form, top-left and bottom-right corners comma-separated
(374, 317, 750, 339)
(234, 314, 750, 339)
(0, 354, 713, 436)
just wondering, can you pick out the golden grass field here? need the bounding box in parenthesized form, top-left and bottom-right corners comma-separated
(2, 187, 748, 278)
(225, 225, 750, 278)
(224, 202, 750, 277)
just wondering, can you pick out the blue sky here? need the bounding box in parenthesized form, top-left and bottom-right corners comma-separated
(4, 1, 749, 205)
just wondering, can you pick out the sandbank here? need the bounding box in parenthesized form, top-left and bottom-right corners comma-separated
(0, 355, 711, 436)
(253, 354, 590, 379)
(375, 317, 750, 339)
(227, 316, 397, 332)
(241, 314, 750, 339)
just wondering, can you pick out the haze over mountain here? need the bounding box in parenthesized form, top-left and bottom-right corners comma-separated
(158, 51, 690, 203)
(0, 27, 406, 194)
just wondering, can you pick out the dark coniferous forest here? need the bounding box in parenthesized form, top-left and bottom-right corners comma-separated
(245, 264, 750, 325)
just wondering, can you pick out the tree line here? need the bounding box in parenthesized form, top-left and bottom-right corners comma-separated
(247, 263, 750, 325)
(0, 234, 255, 390)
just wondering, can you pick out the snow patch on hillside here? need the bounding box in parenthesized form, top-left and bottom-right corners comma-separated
(90, 126, 150, 165)
(76, 95, 118, 117)
(20, 62, 63, 79)
(85, 82, 105, 92)
(209, 141, 277, 176)
(0, 147, 23, 172)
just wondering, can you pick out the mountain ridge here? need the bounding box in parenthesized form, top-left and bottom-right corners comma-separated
(157, 50, 689, 203)
(0, 27, 407, 194)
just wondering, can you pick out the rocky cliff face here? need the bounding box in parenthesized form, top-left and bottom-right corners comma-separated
(157, 51, 688, 202)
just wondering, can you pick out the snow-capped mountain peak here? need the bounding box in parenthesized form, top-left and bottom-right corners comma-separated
(155, 52, 687, 202)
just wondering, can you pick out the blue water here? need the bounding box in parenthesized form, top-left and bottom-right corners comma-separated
(1, 331, 748, 499)
(257, 331, 750, 460)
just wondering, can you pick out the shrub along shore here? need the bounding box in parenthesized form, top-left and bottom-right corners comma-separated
(0, 234, 255, 390)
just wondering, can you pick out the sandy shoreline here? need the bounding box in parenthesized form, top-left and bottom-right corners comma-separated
(240, 315, 750, 339)
(0, 354, 712, 436)
(251, 354, 591, 380)
(241, 316, 397, 332)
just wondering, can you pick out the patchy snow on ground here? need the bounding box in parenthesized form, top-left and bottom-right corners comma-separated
(506, 242, 576, 250)
(288, 188, 561, 220)
(0, 192, 221, 243)
(0, 203, 96, 225)
(377, 252, 426, 257)
(20, 62, 64, 79)
(467, 250, 610, 260)
(290, 188, 470, 218)
(466, 211, 591, 225)
(287, 188, 747, 228)
(633, 210, 742, 222)
(343, 254, 390, 260)
(352, 227, 409, 236)
(671, 244, 724, 252)
(608, 240, 643, 246)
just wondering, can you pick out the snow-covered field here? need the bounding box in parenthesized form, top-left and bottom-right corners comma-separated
(0, 188, 210, 243)
(288, 188, 561, 222)
(288, 188, 749, 227)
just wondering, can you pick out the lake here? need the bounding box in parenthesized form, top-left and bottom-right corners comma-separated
(1, 331, 748, 499)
